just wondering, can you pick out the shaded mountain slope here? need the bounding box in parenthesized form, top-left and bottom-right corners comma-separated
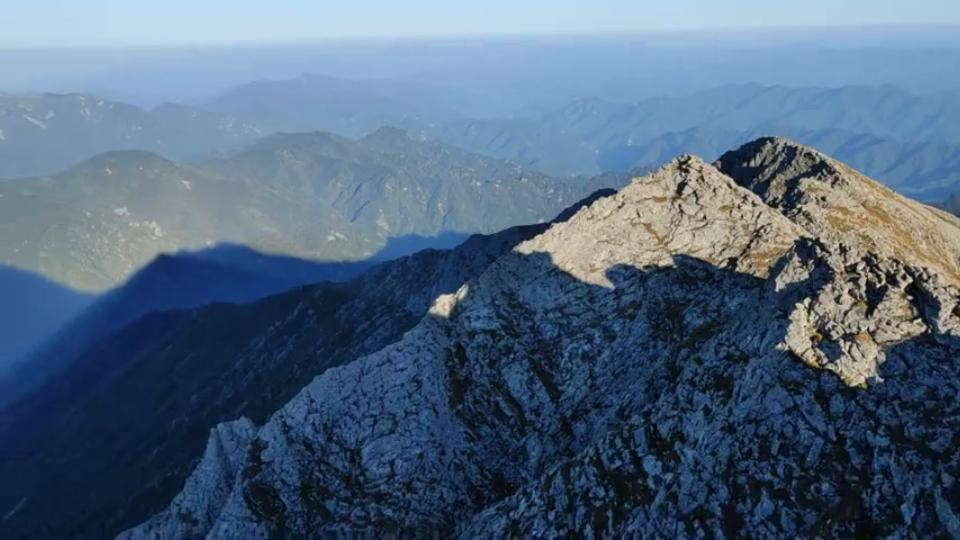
(0, 191, 614, 538)
(0, 245, 372, 411)
(205, 74, 464, 137)
(128, 139, 960, 538)
(0, 267, 93, 375)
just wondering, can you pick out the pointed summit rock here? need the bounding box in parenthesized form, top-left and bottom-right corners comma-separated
(511, 154, 806, 285)
(716, 137, 960, 284)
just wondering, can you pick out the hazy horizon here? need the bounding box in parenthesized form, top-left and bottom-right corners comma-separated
(4, 3, 960, 538)
(3, 0, 960, 47)
(2, 26, 960, 110)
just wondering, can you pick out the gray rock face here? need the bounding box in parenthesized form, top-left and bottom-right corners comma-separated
(126, 140, 960, 538)
(120, 419, 257, 540)
(716, 136, 960, 283)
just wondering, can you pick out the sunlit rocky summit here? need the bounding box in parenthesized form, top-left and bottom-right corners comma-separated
(85, 138, 960, 537)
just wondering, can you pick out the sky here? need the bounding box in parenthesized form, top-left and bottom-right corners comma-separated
(1, 0, 959, 47)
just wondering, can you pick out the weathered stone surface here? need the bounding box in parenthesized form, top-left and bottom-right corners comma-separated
(716, 136, 960, 282)
(119, 419, 256, 540)
(127, 140, 960, 539)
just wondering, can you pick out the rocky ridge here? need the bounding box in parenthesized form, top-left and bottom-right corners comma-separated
(125, 139, 960, 538)
(0, 210, 588, 537)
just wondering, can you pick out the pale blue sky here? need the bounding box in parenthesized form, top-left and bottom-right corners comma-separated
(2, 0, 959, 46)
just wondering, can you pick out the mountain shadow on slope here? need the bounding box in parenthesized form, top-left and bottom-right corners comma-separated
(0, 189, 618, 538)
(369, 231, 470, 261)
(0, 243, 375, 411)
(0, 228, 488, 411)
(0, 266, 94, 375)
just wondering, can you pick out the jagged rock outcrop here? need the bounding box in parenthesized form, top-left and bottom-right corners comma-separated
(127, 419, 257, 539)
(716, 137, 960, 283)
(126, 140, 960, 538)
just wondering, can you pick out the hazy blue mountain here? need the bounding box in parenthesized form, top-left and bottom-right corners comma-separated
(206, 74, 466, 137)
(0, 245, 373, 410)
(6, 31, 960, 110)
(4, 83, 959, 201)
(422, 85, 960, 199)
(0, 267, 93, 375)
(0, 127, 619, 291)
(0, 93, 261, 178)
(601, 126, 960, 200)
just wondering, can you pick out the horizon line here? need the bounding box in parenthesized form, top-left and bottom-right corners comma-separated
(2, 22, 960, 51)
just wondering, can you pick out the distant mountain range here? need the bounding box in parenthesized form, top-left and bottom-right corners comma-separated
(204, 81, 960, 197)
(423, 85, 960, 199)
(0, 93, 261, 178)
(0, 127, 617, 291)
(4, 83, 960, 202)
(205, 74, 465, 138)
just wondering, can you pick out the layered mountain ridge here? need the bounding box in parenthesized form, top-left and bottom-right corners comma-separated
(6, 83, 960, 202)
(0, 128, 617, 291)
(0, 92, 261, 178)
(422, 85, 960, 199)
(122, 138, 960, 538)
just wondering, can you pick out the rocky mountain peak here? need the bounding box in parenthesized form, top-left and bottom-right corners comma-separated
(511, 153, 806, 287)
(717, 137, 960, 285)
(121, 142, 960, 539)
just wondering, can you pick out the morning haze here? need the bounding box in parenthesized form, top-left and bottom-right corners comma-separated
(2, 1, 960, 538)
